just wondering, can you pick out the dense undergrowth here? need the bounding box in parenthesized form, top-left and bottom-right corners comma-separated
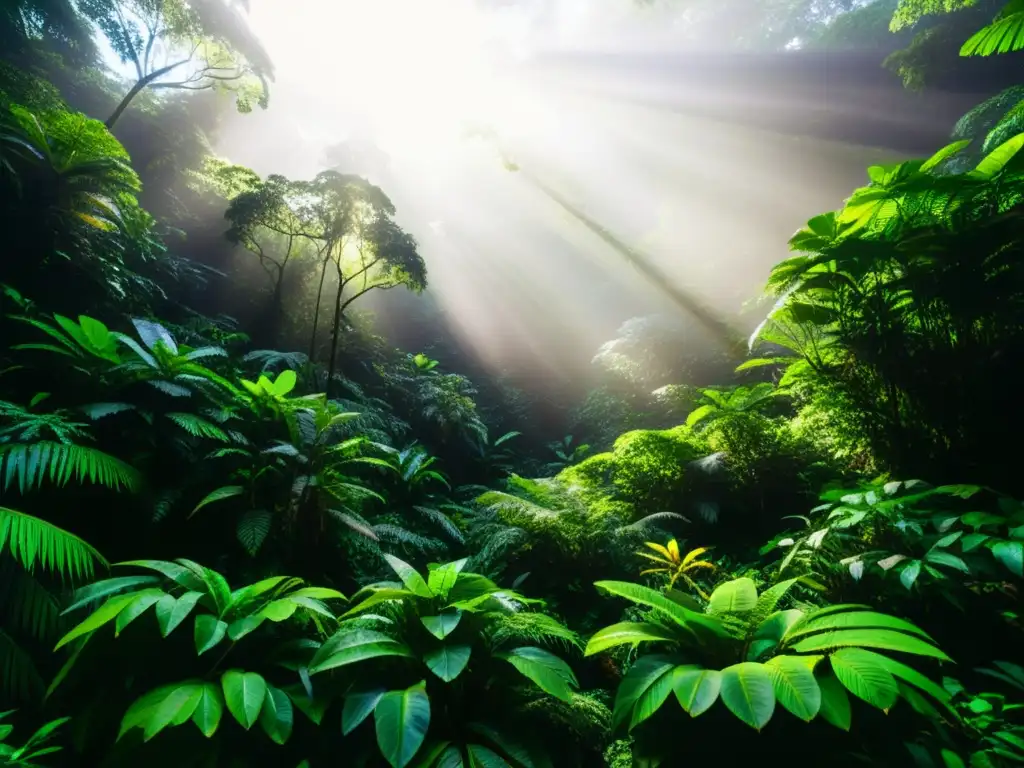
(3, 1, 1024, 766)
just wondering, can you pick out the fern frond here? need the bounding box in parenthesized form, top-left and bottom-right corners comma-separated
(0, 507, 107, 582)
(243, 349, 310, 372)
(165, 413, 230, 442)
(328, 509, 379, 540)
(487, 612, 581, 651)
(0, 442, 141, 493)
(412, 506, 465, 544)
(372, 524, 445, 553)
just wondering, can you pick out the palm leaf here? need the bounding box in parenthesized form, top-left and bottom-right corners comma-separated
(0, 442, 140, 493)
(0, 506, 107, 582)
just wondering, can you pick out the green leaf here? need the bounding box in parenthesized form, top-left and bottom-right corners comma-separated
(971, 134, 1024, 178)
(194, 615, 228, 655)
(829, 648, 898, 711)
(850, 649, 952, 712)
(817, 672, 852, 730)
(189, 486, 244, 518)
(116, 560, 206, 591)
(375, 683, 431, 768)
(63, 575, 160, 614)
(708, 578, 758, 613)
(766, 656, 821, 721)
(612, 655, 677, 731)
(272, 370, 297, 396)
(222, 669, 267, 730)
(383, 554, 433, 598)
(919, 140, 972, 172)
(426, 559, 467, 599)
(593, 581, 729, 642)
(191, 683, 224, 737)
(342, 689, 386, 735)
(424, 644, 471, 682)
(584, 622, 678, 656)
(421, 610, 463, 640)
(496, 647, 577, 702)
(786, 610, 935, 642)
(143, 684, 203, 742)
(719, 663, 776, 730)
(672, 667, 721, 717)
(467, 744, 512, 767)
(925, 551, 970, 573)
(154, 592, 203, 637)
(901, 560, 922, 589)
(342, 588, 417, 618)
(259, 685, 294, 745)
(749, 610, 804, 660)
(992, 541, 1024, 577)
(55, 592, 138, 650)
(309, 629, 413, 674)
(791, 628, 950, 661)
(115, 589, 165, 636)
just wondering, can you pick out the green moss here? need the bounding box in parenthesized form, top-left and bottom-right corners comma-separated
(609, 426, 702, 510)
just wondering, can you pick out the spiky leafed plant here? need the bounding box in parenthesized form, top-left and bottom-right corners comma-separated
(638, 540, 716, 599)
(306, 554, 582, 767)
(585, 576, 952, 745)
(0, 712, 70, 766)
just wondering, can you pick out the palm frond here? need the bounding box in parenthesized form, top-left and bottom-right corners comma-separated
(0, 628, 44, 705)
(0, 507, 107, 582)
(0, 560, 62, 642)
(0, 442, 141, 493)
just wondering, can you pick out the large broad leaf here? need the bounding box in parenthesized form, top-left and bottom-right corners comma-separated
(465, 723, 539, 768)
(191, 683, 224, 737)
(719, 663, 776, 730)
(992, 541, 1024, 577)
(258, 685, 294, 745)
(383, 554, 433, 598)
(114, 589, 166, 636)
(612, 655, 678, 731)
(817, 671, 852, 730)
(497, 646, 577, 701)
(673, 667, 721, 717)
(63, 575, 161, 614)
(707, 578, 758, 613)
(424, 644, 472, 682)
(584, 622, 678, 656)
(446, 573, 501, 605)
(427, 559, 468, 599)
(309, 629, 413, 674)
(748, 610, 803, 660)
(466, 744, 512, 767)
(154, 592, 204, 637)
(375, 683, 431, 768)
(593, 581, 729, 642)
(189, 486, 244, 518)
(829, 648, 898, 711)
(851, 649, 952, 713)
(221, 669, 267, 730)
(766, 656, 821, 721)
(117, 560, 206, 591)
(119, 682, 202, 742)
(790, 628, 950, 661)
(194, 615, 228, 655)
(785, 610, 934, 642)
(630, 660, 677, 731)
(421, 610, 463, 640)
(919, 140, 972, 173)
(343, 689, 387, 736)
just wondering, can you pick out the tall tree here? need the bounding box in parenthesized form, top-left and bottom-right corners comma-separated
(301, 171, 427, 391)
(74, 0, 274, 128)
(224, 170, 313, 344)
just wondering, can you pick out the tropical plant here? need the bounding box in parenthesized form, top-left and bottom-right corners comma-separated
(585, 576, 952, 745)
(50, 559, 344, 752)
(0, 713, 69, 766)
(543, 434, 591, 474)
(307, 554, 580, 767)
(637, 540, 716, 599)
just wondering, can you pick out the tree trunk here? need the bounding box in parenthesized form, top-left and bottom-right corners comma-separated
(326, 263, 345, 399)
(106, 79, 149, 129)
(308, 244, 332, 360)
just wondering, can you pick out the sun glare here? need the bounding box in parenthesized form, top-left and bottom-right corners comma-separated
(249, 0, 523, 160)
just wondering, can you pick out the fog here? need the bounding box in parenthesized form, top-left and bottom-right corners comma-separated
(210, 0, 983, 392)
